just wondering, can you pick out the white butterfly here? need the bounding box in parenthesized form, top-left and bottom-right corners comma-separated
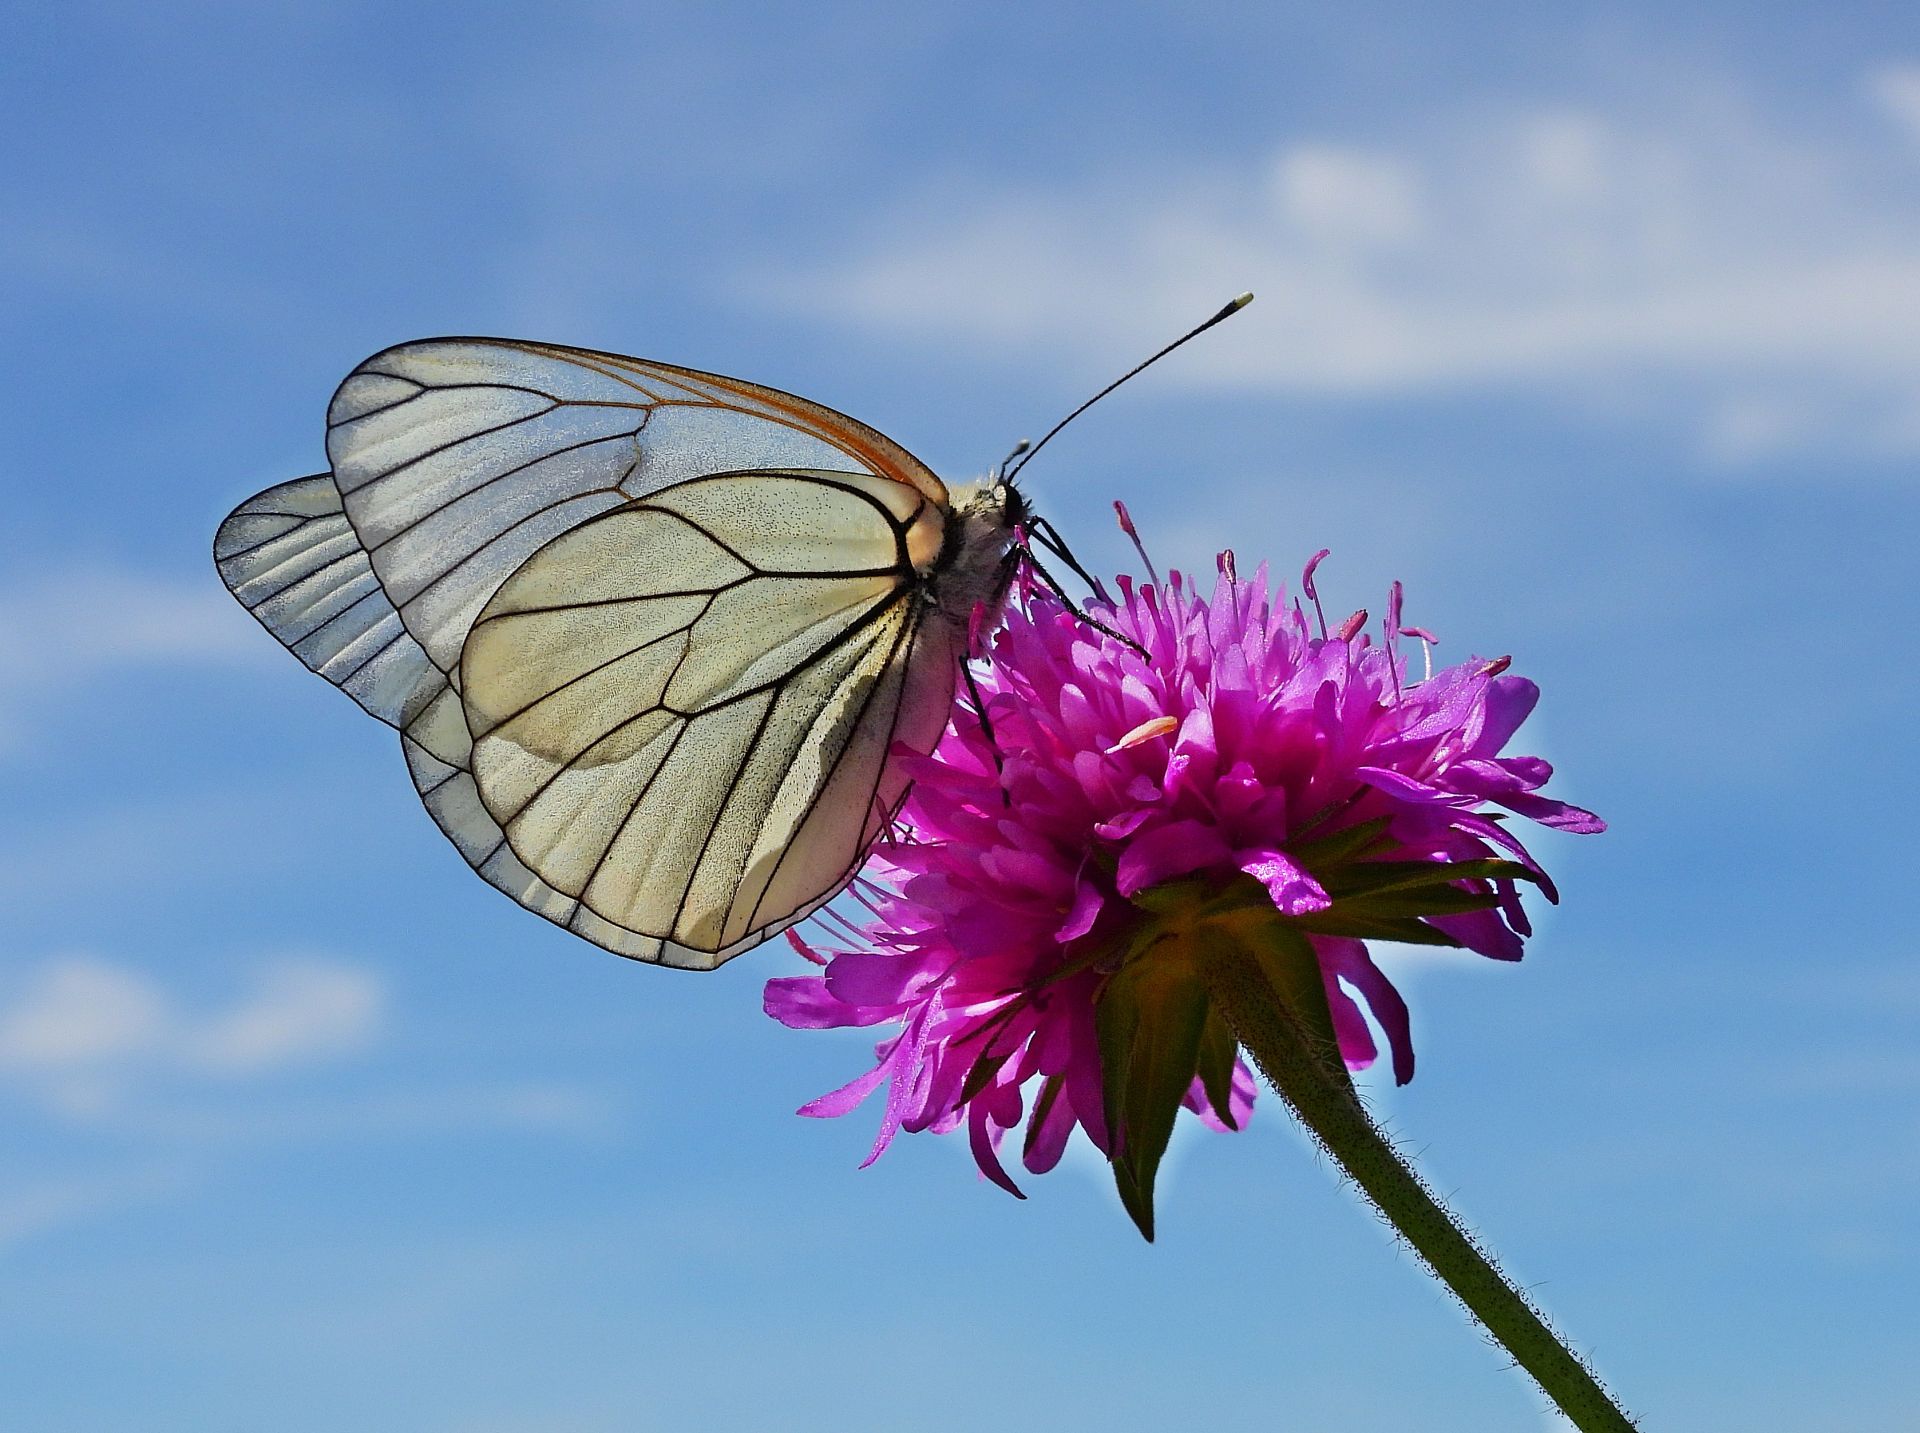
(214, 300, 1247, 969)
(215, 339, 1028, 969)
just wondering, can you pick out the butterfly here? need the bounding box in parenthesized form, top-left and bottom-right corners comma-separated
(213, 300, 1248, 970)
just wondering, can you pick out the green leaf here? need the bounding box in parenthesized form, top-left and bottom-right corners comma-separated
(1096, 946, 1212, 1242)
(1286, 816, 1394, 868)
(1320, 857, 1538, 899)
(1194, 1008, 1241, 1130)
(1286, 910, 1466, 946)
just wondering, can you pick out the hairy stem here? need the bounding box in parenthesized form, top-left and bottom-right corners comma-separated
(1200, 947, 1638, 1433)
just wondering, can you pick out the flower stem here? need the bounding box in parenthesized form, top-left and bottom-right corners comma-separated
(1200, 948, 1638, 1433)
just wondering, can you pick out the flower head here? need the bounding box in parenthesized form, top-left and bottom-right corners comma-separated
(766, 535, 1602, 1236)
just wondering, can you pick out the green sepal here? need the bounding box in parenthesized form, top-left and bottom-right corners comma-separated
(1234, 918, 1352, 1090)
(1321, 857, 1540, 899)
(1287, 910, 1467, 945)
(1127, 877, 1214, 919)
(1022, 1074, 1065, 1164)
(1286, 815, 1394, 868)
(1194, 1007, 1241, 1130)
(1345, 887, 1505, 918)
(1095, 943, 1212, 1242)
(960, 1047, 1012, 1104)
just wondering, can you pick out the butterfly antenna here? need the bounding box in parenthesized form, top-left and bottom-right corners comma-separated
(994, 438, 1031, 482)
(1003, 291, 1253, 484)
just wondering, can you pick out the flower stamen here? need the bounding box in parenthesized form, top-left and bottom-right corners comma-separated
(1302, 548, 1331, 639)
(1113, 500, 1162, 586)
(1106, 716, 1180, 753)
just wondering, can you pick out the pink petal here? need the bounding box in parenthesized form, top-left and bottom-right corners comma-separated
(1114, 820, 1234, 897)
(1236, 847, 1332, 915)
(764, 977, 887, 1030)
(1318, 938, 1415, 1085)
(1055, 880, 1107, 941)
(797, 1057, 892, 1119)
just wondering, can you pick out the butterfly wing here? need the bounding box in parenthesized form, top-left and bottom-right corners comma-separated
(324, 338, 946, 673)
(216, 341, 957, 967)
(213, 474, 443, 727)
(459, 470, 958, 967)
(215, 476, 603, 947)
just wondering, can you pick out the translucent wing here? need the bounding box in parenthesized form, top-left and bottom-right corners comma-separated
(325, 338, 947, 672)
(218, 340, 957, 967)
(214, 475, 443, 727)
(214, 477, 604, 946)
(459, 469, 959, 967)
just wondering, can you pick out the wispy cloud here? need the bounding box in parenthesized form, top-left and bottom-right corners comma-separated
(1867, 63, 1920, 146)
(0, 955, 383, 1118)
(760, 71, 1920, 463)
(0, 954, 623, 1142)
(0, 565, 265, 749)
(0, 1166, 196, 1254)
(0, 567, 259, 686)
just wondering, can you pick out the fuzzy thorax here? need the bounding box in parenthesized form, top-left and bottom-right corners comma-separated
(927, 478, 1024, 632)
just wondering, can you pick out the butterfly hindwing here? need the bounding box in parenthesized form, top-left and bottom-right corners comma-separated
(460, 469, 955, 964)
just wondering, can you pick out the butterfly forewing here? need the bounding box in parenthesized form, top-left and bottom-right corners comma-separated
(323, 340, 945, 673)
(214, 474, 445, 727)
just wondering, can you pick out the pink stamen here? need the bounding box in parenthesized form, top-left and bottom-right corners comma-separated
(1113, 500, 1161, 586)
(1386, 580, 1405, 703)
(820, 903, 873, 945)
(786, 929, 830, 967)
(1302, 548, 1331, 639)
(1336, 608, 1368, 641)
(1483, 655, 1513, 677)
(1218, 549, 1238, 583)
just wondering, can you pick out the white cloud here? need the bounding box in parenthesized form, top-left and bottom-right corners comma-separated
(0, 565, 266, 749)
(0, 567, 259, 685)
(1867, 63, 1920, 145)
(1270, 145, 1425, 249)
(759, 75, 1920, 462)
(0, 1167, 195, 1254)
(0, 955, 384, 1115)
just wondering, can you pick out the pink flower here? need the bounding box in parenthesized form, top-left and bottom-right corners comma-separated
(765, 533, 1602, 1230)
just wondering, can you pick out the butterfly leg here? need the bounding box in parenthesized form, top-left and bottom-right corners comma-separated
(1028, 515, 1112, 605)
(959, 651, 1012, 806)
(1018, 547, 1151, 658)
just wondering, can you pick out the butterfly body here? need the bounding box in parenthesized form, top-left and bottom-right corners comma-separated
(925, 477, 1027, 625)
(217, 339, 1024, 969)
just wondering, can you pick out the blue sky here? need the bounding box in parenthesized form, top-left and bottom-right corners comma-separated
(4, 4, 1918, 1429)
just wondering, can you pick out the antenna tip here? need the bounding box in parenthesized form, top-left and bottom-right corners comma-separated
(1231, 291, 1255, 309)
